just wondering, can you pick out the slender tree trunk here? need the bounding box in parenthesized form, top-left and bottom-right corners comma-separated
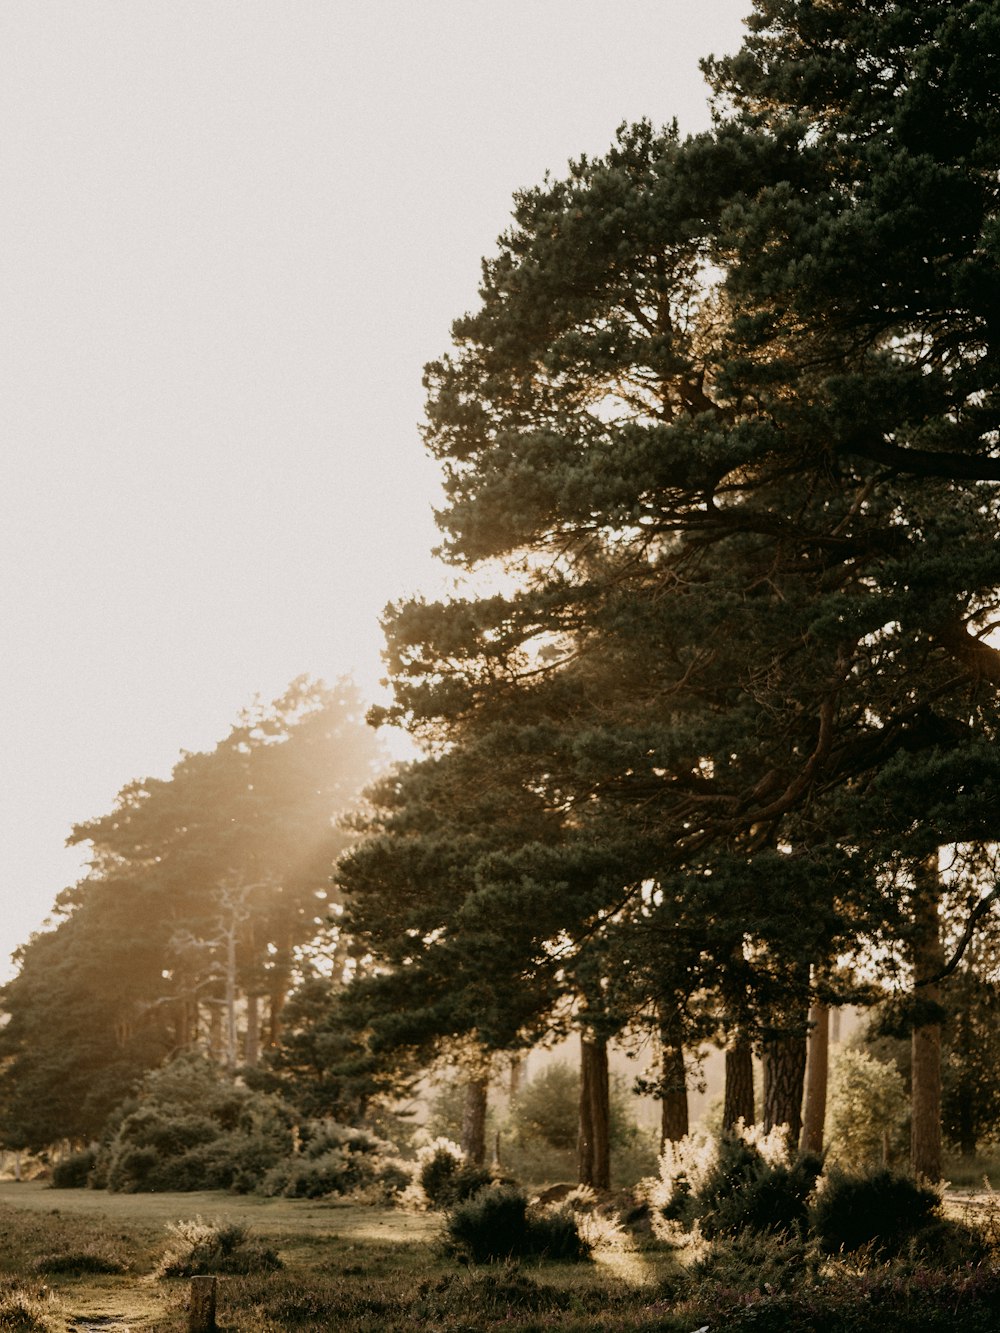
(268, 943, 291, 1048)
(224, 925, 238, 1069)
(578, 1035, 611, 1191)
(659, 1034, 688, 1148)
(762, 1032, 807, 1149)
(461, 1076, 489, 1166)
(244, 992, 260, 1067)
(911, 856, 944, 1181)
(801, 999, 830, 1157)
(723, 1036, 755, 1130)
(509, 1055, 523, 1101)
(208, 1003, 223, 1061)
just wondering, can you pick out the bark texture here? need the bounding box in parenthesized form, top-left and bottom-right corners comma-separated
(762, 1032, 807, 1148)
(244, 992, 260, 1067)
(911, 859, 944, 1181)
(723, 1036, 755, 1129)
(578, 1034, 611, 1190)
(660, 1040, 689, 1147)
(801, 999, 830, 1157)
(461, 1075, 489, 1166)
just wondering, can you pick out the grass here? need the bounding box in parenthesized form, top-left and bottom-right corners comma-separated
(0, 1176, 998, 1331)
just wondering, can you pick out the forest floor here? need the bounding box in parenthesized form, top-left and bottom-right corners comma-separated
(0, 1180, 679, 1331)
(1, 1176, 998, 1332)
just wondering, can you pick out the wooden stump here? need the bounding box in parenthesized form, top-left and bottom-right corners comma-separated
(189, 1275, 217, 1332)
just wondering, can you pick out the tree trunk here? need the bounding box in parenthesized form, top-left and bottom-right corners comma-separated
(208, 1003, 223, 1061)
(659, 1038, 689, 1148)
(762, 1032, 807, 1149)
(244, 992, 260, 1067)
(723, 1036, 755, 1130)
(911, 856, 944, 1181)
(801, 999, 830, 1157)
(461, 1075, 488, 1166)
(509, 1055, 523, 1101)
(224, 924, 238, 1069)
(577, 1034, 610, 1191)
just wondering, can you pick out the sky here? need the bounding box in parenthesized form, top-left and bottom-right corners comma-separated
(0, 0, 752, 980)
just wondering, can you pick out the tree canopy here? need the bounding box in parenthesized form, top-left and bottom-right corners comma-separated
(341, 0, 1000, 1170)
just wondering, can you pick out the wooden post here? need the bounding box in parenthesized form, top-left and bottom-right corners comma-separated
(189, 1275, 217, 1333)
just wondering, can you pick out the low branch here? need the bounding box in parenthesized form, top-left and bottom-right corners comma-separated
(916, 885, 1000, 987)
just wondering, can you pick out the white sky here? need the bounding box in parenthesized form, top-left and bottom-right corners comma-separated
(0, 0, 751, 980)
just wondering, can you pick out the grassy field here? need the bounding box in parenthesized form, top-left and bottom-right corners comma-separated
(1, 1177, 999, 1332)
(0, 1180, 680, 1331)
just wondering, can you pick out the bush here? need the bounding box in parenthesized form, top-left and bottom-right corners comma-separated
(156, 1217, 282, 1278)
(812, 1168, 941, 1255)
(32, 1249, 128, 1276)
(418, 1140, 492, 1209)
(445, 1185, 589, 1263)
(697, 1133, 821, 1239)
(104, 1055, 295, 1193)
(261, 1122, 406, 1199)
(0, 1280, 54, 1333)
(644, 1125, 819, 1240)
(50, 1150, 97, 1190)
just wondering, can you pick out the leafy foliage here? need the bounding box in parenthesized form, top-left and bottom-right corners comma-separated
(812, 1169, 942, 1256)
(417, 1140, 492, 1210)
(825, 1047, 909, 1170)
(260, 1123, 408, 1200)
(0, 679, 381, 1154)
(104, 1054, 294, 1193)
(444, 1185, 589, 1264)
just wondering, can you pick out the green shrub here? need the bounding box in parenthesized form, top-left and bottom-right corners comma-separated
(698, 1133, 821, 1239)
(418, 1142, 492, 1209)
(262, 1148, 377, 1199)
(32, 1249, 128, 1276)
(156, 1217, 282, 1278)
(104, 1055, 295, 1193)
(261, 1122, 405, 1199)
(812, 1168, 941, 1255)
(50, 1149, 97, 1190)
(445, 1185, 589, 1263)
(646, 1126, 820, 1240)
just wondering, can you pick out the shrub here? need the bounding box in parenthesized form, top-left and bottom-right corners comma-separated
(261, 1122, 406, 1199)
(50, 1149, 97, 1190)
(262, 1148, 377, 1199)
(104, 1055, 295, 1193)
(32, 1249, 128, 1276)
(812, 1168, 941, 1255)
(156, 1217, 282, 1278)
(418, 1140, 492, 1209)
(0, 1281, 54, 1333)
(697, 1133, 821, 1239)
(644, 1124, 819, 1240)
(445, 1185, 589, 1263)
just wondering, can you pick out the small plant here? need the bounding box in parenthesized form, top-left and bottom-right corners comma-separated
(32, 1249, 128, 1275)
(0, 1280, 55, 1332)
(156, 1217, 282, 1278)
(812, 1168, 941, 1255)
(445, 1185, 589, 1263)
